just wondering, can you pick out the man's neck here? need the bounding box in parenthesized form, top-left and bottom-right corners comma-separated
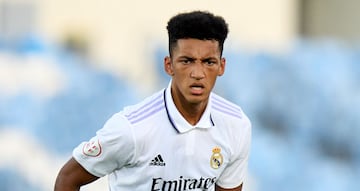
(174, 97, 208, 126)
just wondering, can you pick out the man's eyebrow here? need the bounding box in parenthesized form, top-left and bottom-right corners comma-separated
(178, 56, 195, 60)
(201, 57, 218, 61)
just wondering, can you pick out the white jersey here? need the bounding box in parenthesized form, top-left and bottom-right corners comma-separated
(73, 82, 252, 191)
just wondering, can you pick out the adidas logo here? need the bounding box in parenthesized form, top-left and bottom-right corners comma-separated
(149, 154, 166, 166)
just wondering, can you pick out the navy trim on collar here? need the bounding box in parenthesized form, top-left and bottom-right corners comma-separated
(164, 89, 180, 133)
(163, 88, 215, 133)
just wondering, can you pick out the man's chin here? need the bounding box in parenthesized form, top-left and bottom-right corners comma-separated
(187, 95, 208, 104)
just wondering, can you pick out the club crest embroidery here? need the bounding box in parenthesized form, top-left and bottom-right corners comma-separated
(210, 147, 223, 169)
(83, 139, 102, 157)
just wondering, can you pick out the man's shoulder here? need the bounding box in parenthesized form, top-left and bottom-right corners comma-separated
(121, 89, 165, 123)
(211, 92, 245, 120)
(211, 93, 251, 138)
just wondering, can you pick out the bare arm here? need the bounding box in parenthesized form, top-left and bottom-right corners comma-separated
(54, 157, 99, 191)
(215, 183, 243, 191)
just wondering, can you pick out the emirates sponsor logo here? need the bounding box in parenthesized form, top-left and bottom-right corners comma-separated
(151, 176, 216, 191)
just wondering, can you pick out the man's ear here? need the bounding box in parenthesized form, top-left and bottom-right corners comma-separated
(164, 56, 174, 76)
(218, 57, 226, 76)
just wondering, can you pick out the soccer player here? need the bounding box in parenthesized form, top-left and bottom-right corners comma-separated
(54, 10, 251, 191)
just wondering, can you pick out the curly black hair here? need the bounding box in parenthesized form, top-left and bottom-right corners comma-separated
(166, 10, 229, 56)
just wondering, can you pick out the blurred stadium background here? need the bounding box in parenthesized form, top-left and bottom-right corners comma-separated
(0, 0, 359, 190)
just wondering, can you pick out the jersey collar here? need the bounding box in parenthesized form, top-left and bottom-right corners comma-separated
(164, 81, 215, 133)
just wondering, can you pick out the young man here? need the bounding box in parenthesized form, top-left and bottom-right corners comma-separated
(54, 10, 251, 191)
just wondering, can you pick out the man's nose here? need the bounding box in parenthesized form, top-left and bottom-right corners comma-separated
(190, 63, 205, 79)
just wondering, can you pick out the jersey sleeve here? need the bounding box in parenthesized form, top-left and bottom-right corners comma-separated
(72, 112, 135, 177)
(216, 115, 252, 188)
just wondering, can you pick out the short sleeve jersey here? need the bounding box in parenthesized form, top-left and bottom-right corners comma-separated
(73, 82, 252, 190)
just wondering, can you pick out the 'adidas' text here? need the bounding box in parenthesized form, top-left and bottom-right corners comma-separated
(150, 154, 166, 166)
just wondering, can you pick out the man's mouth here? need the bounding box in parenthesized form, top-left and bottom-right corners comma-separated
(190, 84, 204, 94)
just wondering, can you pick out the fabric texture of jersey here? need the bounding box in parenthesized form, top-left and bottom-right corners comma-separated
(73, 82, 252, 190)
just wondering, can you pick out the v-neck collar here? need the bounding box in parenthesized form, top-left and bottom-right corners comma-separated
(164, 81, 215, 133)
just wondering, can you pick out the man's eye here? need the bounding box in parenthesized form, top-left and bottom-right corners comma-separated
(181, 60, 192, 64)
(206, 61, 216, 65)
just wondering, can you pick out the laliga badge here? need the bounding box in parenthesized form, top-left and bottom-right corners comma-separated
(83, 139, 102, 157)
(210, 147, 223, 169)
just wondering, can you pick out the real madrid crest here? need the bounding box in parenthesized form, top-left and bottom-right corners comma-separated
(210, 146, 223, 169)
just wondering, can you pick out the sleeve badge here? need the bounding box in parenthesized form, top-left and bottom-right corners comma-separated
(82, 139, 102, 157)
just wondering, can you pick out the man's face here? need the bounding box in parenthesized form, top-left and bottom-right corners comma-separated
(164, 38, 225, 105)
